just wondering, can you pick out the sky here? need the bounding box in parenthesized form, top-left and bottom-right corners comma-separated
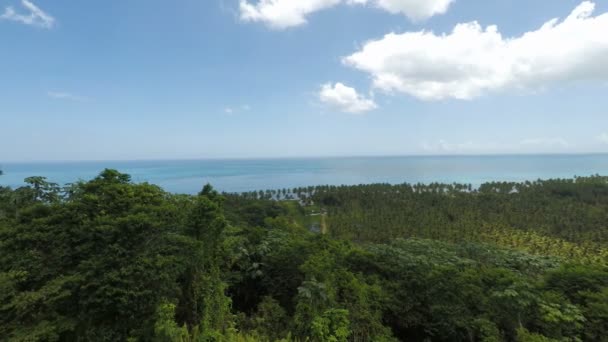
(1, 0, 608, 161)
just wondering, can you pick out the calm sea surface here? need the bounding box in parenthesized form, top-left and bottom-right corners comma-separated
(2, 155, 608, 194)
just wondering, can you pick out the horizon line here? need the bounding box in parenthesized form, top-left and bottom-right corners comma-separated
(3, 152, 608, 164)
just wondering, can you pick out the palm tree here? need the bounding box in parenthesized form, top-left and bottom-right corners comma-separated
(297, 278, 328, 311)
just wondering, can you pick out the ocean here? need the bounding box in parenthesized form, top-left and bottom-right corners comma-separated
(1, 154, 608, 194)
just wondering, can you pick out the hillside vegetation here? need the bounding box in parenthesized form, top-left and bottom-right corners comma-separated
(1, 171, 608, 341)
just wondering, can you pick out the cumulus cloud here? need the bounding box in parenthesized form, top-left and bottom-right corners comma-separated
(344, 1, 608, 100)
(319, 82, 377, 113)
(239, 0, 454, 29)
(1, 0, 55, 28)
(370, 0, 454, 21)
(239, 0, 340, 29)
(47, 91, 88, 102)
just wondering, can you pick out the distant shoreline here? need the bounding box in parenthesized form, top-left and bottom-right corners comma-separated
(3, 152, 608, 164)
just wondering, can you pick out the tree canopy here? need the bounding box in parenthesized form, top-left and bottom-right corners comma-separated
(1, 171, 607, 341)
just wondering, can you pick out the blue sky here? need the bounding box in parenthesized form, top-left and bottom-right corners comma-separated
(1, 0, 608, 161)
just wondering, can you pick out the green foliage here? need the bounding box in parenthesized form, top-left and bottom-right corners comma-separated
(0, 170, 231, 341)
(238, 296, 289, 341)
(579, 287, 608, 342)
(154, 302, 191, 342)
(310, 309, 351, 342)
(294, 177, 608, 263)
(2, 172, 608, 341)
(515, 328, 560, 342)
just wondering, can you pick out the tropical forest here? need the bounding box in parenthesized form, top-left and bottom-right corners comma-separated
(1, 170, 607, 341)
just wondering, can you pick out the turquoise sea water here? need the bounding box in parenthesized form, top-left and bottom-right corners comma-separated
(2, 155, 608, 194)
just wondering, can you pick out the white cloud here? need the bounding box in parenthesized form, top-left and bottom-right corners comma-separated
(239, 0, 341, 29)
(422, 140, 484, 153)
(520, 138, 570, 148)
(239, 0, 454, 29)
(597, 133, 608, 144)
(422, 138, 571, 154)
(1, 0, 55, 28)
(47, 91, 88, 102)
(344, 1, 608, 100)
(223, 104, 251, 115)
(370, 0, 454, 21)
(319, 82, 377, 113)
